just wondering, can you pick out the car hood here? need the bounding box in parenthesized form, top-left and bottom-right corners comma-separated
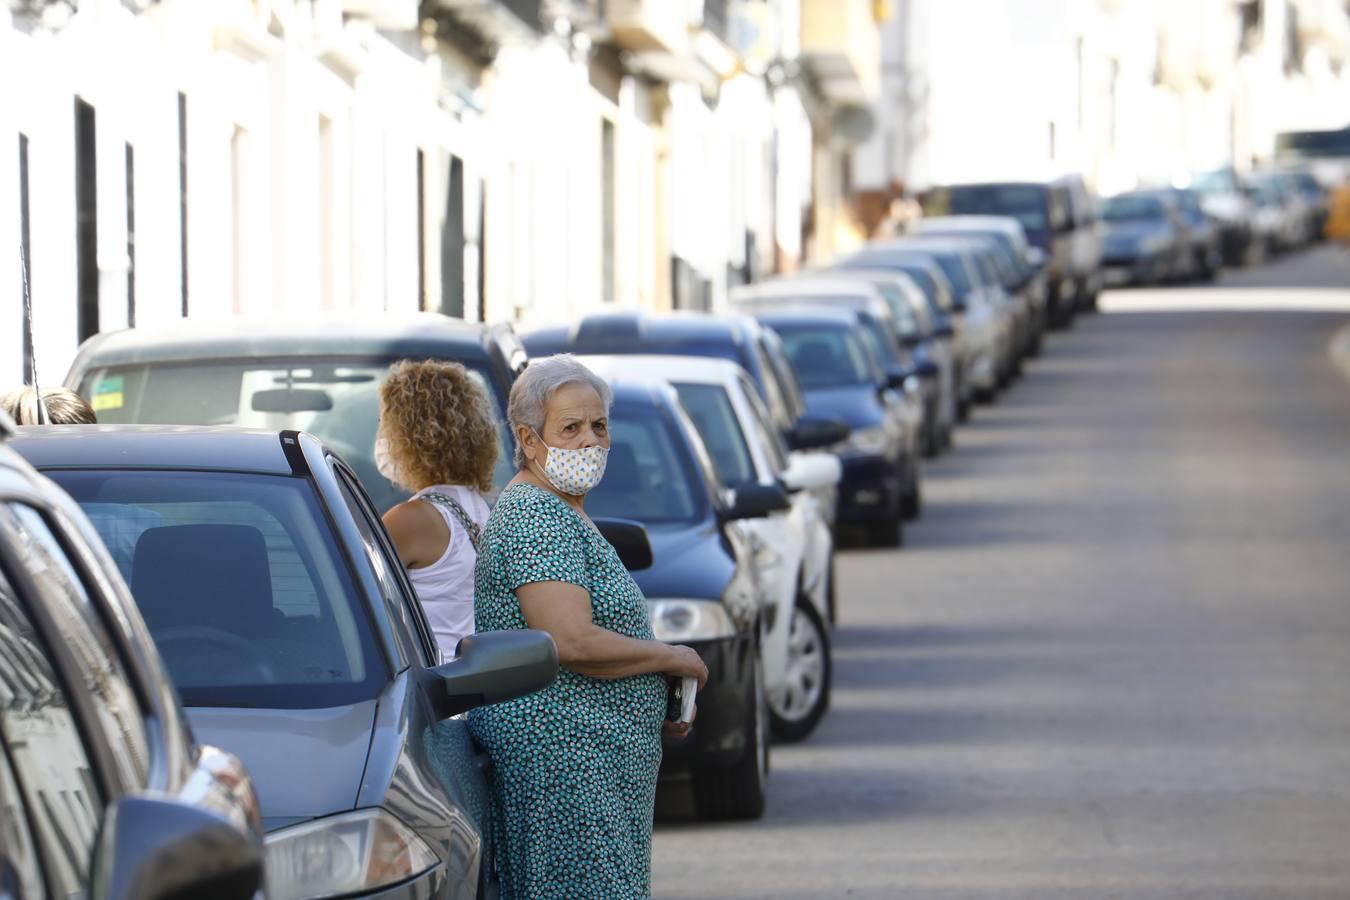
(188, 701, 378, 831)
(631, 521, 734, 603)
(803, 386, 883, 430)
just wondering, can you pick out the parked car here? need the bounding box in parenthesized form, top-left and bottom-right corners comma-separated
(753, 307, 919, 547)
(583, 378, 779, 819)
(582, 354, 839, 741)
(1189, 167, 1255, 264)
(13, 425, 560, 900)
(922, 180, 1082, 325)
(731, 279, 940, 457)
(847, 241, 1009, 407)
(761, 270, 958, 453)
(0, 414, 265, 900)
(1099, 190, 1188, 286)
(1166, 187, 1223, 281)
(911, 214, 1049, 352)
(927, 233, 1030, 376)
(1243, 175, 1303, 256)
(833, 251, 972, 419)
(1054, 173, 1106, 312)
(62, 313, 528, 511)
(522, 311, 848, 473)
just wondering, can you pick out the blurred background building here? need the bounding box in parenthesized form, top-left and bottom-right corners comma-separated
(3, 0, 1348, 385)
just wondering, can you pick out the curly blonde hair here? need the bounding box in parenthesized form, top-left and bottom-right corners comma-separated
(378, 360, 499, 494)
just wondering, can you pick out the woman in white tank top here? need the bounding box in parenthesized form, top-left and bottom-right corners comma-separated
(376, 360, 499, 662)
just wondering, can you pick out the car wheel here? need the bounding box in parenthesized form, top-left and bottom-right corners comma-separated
(903, 473, 922, 520)
(768, 599, 832, 743)
(871, 510, 903, 548)
(692, 650, 768, 821)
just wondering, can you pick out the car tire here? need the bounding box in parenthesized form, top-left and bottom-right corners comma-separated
(692, 651, 768, 821)
(871, 510, 903, 548)
(768, 599, 832, 744)
(903, 474, 922, 520)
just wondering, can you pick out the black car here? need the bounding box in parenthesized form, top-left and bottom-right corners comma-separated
(753, 308, 917, 547)
(12, 425, 559, 900)
(1099, 190, 1187, 286)
(522, 312, 847, 457)
(62, 313, 528, 511)
(585, 378, 783, 821)
(0, 414, 264, 900)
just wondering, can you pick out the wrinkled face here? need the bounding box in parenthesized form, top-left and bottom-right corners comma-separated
(519, 382, 610, 468)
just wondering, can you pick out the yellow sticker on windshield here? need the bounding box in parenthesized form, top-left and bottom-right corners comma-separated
(92, 391, 123, 411)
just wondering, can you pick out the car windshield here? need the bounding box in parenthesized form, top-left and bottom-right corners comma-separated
(1191, 171, 1238, 194)
(867, 281, 926, 340)
(771, 325, 876, 389)
(1101, 195, 1168, 222)
(933, 185, 1049, 232)
(585, 403, 707, 524)
(919, 250, 974, 296)
(77, 358, 514, 511)
(46, 469, 385, 709)
(672, 383, 756, 488)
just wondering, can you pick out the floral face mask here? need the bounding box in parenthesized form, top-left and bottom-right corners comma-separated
(532, 429, 608, 496)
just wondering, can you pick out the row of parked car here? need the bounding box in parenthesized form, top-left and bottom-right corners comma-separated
(0, 189, 1100, 896)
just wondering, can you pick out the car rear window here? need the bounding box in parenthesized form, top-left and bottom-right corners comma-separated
(931, 185, 1049, 232)
(46, 469, 386, 709)
(76, 357, 514, 511)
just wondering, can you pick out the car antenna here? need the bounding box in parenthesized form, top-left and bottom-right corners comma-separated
(19, 240, 48, 425)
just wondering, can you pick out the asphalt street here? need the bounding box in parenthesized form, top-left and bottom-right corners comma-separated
(652, 245, 1350, 899)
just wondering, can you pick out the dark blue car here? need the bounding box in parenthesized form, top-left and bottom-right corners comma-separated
(585, 378, 787, 821)
(13, 425, 559, 900)
(753, 308, 918, 548)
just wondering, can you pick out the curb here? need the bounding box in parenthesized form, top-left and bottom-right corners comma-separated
(1332, 323, 1350, 387)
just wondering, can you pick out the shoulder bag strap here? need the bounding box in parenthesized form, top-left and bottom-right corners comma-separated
(420, 492, 484, 554)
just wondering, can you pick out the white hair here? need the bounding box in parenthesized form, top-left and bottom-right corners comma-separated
(507, 354, 613, 469)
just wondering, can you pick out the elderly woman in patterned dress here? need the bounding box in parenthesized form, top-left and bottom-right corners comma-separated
(469, 354, 708, 899)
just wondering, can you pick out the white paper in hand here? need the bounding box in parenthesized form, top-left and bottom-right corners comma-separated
(679, 675, 697, 724)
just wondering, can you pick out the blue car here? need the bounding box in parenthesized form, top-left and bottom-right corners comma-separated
(13, 425, 559, 900)
(753, 308, 920, 548)
(585, 378, 786, 821)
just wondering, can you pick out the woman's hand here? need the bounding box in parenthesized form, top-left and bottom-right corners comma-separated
(663, 704, 696, 740)
(665, 645, 709, 689)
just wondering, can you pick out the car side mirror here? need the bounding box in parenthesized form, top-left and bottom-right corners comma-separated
(951, 299, 969, 313)
(932, 321, 955, 339)
(724, 482, 792, 520)
(593, 517, 654, 571)
(912, 359, 939, 379)
(433, 630, 559, 718)
(885, 367, 910, 390)
(91, 795, 263, 900)
(786, 417, 850, 451)
(781, 452, 842, 493)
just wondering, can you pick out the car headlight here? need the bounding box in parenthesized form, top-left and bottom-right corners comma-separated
(647, 599, 736, 642)
(837, 424, 889, 456)
(266, 808, 439, 900)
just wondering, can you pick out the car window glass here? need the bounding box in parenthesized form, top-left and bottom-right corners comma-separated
(586, 405, 705, 524)
(749, 342, 791, 431)
(944, 184, 1050, 232)
(48, 470, 383, 709)
(1, 504, 149, 790)
(773, 326, 874, 389)
(0, 742, 47, 898)
(739, 378, 789, 473)
(0, 563, 101, 896)
(78, 358, 514, 512)
(333, 469, 429, 667)
(760, 332, 808, 423)
(672, 383, 756, 488)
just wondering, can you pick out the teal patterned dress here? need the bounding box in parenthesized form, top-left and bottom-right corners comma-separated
(469, 482, 667, 899)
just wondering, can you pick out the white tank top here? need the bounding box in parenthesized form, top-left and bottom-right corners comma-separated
(407, 484, 491, 661)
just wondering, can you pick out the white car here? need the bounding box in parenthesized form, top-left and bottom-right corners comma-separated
(581, 354, 842, 742)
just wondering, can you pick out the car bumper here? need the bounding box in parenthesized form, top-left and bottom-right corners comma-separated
(660, 631, 757, 771)
(1102, 253, 1168, 285)
(832, 453, 902, 524)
